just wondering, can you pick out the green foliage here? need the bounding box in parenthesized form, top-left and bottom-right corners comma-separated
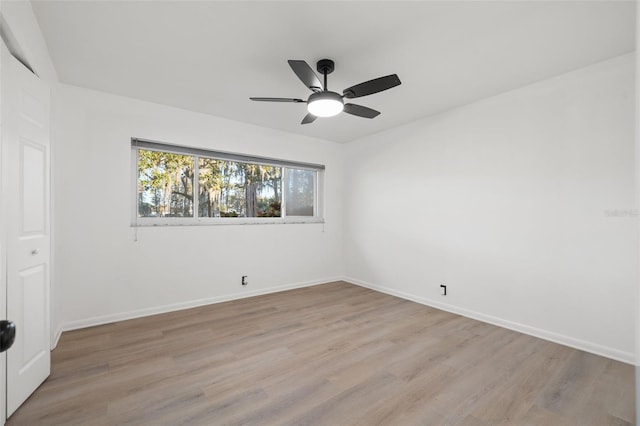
(137, 150, 193, 217)
(138, 149, 283, 218)
(219, 211, 239, 217)
(257, 201, 281, 217)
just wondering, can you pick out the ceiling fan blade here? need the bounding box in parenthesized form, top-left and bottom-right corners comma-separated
(301, 113, 317, 125)
(250, 97, 305, 103)
(343, 74, 401, 99)
(343, 103, 380, 119)
(288, 60, 324, 92)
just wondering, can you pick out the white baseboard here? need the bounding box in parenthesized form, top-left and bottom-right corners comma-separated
(51, 277, 340, 348)
(342, 276, 635, 365)
(51, 325, 63, 350)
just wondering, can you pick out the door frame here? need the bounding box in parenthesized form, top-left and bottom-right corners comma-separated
(0, 37, 7, 426)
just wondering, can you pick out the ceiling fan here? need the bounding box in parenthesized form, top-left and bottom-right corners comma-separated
(250, 59, 401, 125)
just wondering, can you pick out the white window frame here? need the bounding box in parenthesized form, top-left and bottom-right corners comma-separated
(131, 138, 324, 226)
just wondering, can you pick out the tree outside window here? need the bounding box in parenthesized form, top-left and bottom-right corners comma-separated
(137, 149, 292, 219)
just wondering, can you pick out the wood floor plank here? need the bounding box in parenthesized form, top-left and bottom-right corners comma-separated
(6, 281, 634, 425)
(228, 379, 338, 425)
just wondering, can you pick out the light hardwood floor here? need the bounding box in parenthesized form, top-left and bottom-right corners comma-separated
(7, 281, 634, 425)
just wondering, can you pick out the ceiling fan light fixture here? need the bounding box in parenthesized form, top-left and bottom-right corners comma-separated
(307, 91, 344, 118)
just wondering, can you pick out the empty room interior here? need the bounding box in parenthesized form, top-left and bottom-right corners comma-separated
(0, 0, 638, 424)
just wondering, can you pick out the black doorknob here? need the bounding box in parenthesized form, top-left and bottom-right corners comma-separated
(0, 320, 16, 352)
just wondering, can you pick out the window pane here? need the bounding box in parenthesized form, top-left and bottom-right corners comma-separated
(242, 163, 282, 218)
(198, 159, 282, 218)
(198, 158, 223, 217)
(137, 149, 194, 217)
(256, 166, 282, 217)
(198, 158, 245, 217)
(285, 168, 315, 216)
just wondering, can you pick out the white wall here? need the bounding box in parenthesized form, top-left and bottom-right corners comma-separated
(52, 85, 344, 337)
(344, 53, 637, 363)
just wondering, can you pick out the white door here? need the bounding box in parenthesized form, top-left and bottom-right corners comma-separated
(0, 38, 6, 426)
(1, 43, 51, 417)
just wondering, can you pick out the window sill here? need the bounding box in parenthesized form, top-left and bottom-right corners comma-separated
(132, 217, 325, 227)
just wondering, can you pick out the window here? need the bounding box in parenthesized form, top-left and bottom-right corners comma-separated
(137, 151, 194, 217)
(133, 139, 323, 224)
(285, 168, 315, 216)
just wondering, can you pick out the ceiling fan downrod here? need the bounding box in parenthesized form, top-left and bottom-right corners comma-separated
(316, 59, 335, 91)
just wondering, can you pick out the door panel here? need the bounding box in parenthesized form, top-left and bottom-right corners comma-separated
(18, 265, 46, 369)
(2, 43, 51, 417)
(21, 142, 46, 234)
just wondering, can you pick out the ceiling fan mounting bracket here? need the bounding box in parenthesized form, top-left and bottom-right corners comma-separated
(316, 59, 335, 75)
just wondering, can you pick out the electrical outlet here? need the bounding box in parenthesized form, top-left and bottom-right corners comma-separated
(440, 284, 447, 296)
(242, 276, 248, 286)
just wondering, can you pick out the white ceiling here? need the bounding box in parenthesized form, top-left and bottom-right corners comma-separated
(32, 1, 635, 143)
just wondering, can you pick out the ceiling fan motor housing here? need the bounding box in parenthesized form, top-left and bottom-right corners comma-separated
(308, 90, 342, 104)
